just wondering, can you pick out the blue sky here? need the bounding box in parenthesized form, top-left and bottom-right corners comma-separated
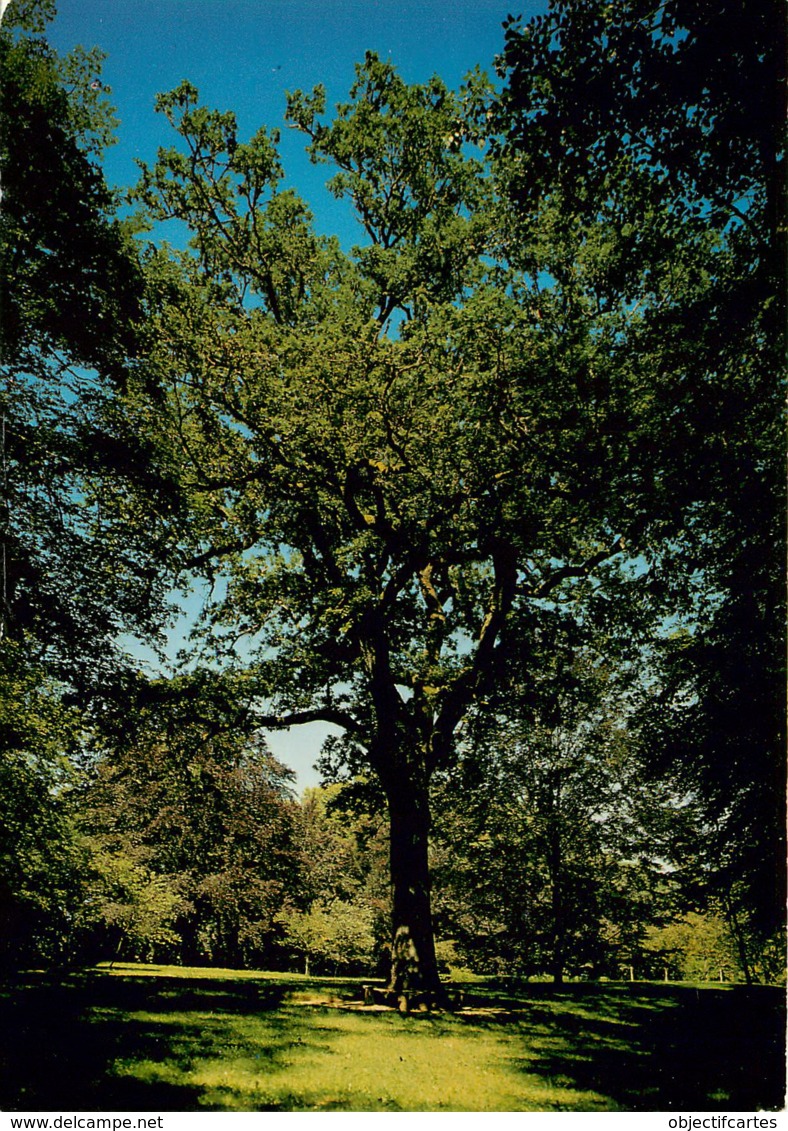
(47, 0, 545, 789)
(48, 0, 545, 244)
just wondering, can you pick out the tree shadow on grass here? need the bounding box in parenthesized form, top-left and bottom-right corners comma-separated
(0, 969, 306, 1111)
(457, 983, 786, 1112)
(1, 973, 784, 1112)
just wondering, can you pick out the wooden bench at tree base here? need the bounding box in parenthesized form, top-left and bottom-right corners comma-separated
(362, 984, 465, 1012)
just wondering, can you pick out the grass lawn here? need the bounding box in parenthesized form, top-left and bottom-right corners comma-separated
(0, 963, 784, 1112)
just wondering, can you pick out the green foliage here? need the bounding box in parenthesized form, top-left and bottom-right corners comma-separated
(276, 900, 377, 975)
(298, 784, 388, 908)
(83, 848, 186, 963)
(130, 55, 658, 762)
(431, 630, 692, 981)
(494, 0, 786, 956)
(1, 0, 781, 993)
(126, 47, 716, 990)
(0, 645, 90, 967)
(642, 913, 742, 983)
(79, 672, 303, 967)
(277, 783, 388, 974)
(0, 6, 181, 971)
(0, 12, 140, 370)
(286, 54, 492, 320)
(0, 3, 176, 691)
(495, 0, 783, 256)
(1, 0, 56, 37)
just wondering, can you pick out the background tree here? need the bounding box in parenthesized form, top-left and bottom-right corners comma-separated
(0, 0, 176, 968)
(276, 782, 389, 975)
(642, 911, 744, 984)
(275, 900, 377, 977)
(494, 0, 786, 959)
(0, 0, 169, 681)
(431, 616, 698, 982)
(82, 847, 186, 965)
(0, 652, 90, 967)
(79, 671, 302, 967)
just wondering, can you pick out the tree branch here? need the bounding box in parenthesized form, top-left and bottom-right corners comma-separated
(428, 539, 518, 770)
(254, 706, 365, 736)
(528, 537, 626, 598)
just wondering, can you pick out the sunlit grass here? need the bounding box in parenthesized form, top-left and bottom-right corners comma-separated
(108, 1002, 611, 1111)
(1, 963, 783, 1112)
(95, 961, 361, 984)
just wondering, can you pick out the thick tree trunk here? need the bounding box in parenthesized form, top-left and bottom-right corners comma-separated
(385, 775, 442, 1000)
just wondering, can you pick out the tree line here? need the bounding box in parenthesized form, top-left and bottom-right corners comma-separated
(0, 0, 784, 996)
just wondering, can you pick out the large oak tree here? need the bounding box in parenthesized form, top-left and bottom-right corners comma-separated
(129, 50, 722, 995)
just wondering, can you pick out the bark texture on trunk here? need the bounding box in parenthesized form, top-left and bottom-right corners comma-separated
(385, 776, 442, 998)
